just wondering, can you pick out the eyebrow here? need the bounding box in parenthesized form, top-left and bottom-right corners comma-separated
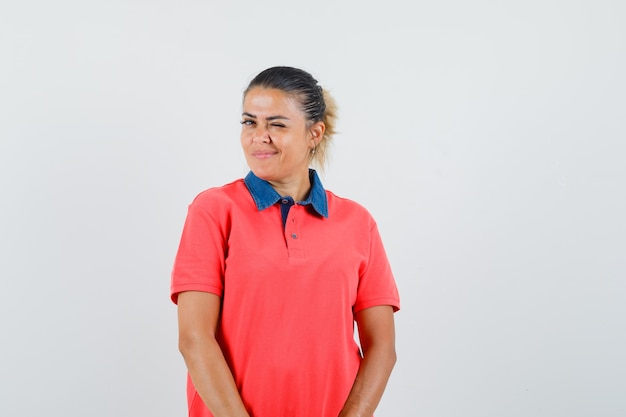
(241, 112, 290, 121)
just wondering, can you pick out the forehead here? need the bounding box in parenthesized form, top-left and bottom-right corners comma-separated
(243, 87, 303, 115)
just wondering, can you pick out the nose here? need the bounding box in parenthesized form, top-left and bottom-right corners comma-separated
(252, 125, 271, 143)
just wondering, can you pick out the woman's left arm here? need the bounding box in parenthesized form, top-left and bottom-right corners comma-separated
(339, 305, 397, 417)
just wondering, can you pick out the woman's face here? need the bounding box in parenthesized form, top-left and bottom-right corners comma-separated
(240, 87, 315, 184)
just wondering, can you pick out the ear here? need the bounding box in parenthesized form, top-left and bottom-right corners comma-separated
(309, 121, 326, 147)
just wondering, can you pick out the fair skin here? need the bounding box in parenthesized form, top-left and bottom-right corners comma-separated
(177, 87, 397, 417)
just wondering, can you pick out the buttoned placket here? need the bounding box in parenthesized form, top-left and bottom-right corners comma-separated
(284, 204, 305, 258)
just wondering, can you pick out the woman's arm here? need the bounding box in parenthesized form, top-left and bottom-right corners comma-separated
(177, 291, 250, 417)
(339, 305, 397, 417)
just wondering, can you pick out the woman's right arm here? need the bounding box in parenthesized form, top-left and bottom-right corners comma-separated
(177, 291, 250, 417)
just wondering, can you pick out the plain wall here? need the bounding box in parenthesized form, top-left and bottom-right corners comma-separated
(1, 1, 624, 416)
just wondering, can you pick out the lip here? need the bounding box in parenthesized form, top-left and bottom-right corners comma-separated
(251, 150, 278, 159)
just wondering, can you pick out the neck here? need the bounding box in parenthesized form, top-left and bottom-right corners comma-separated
(268, 171, 311, 202)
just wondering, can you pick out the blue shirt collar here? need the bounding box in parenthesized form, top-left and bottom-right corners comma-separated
(244, 169, 329, 218)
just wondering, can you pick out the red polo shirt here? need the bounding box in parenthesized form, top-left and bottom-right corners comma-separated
(171, 172, 400, 417)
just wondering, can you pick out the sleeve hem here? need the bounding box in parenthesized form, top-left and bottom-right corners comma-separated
(354, 297, 400, 314)
(170, 283, 223, 304)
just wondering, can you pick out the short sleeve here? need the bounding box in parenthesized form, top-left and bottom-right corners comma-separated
(170, 193, 230, 304)
(354, 222, 400, 313)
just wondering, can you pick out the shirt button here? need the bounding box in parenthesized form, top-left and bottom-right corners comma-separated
(281, 199, 289, 204)
(291, 233, 298, 239)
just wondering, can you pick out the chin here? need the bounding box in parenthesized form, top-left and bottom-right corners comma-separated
(250, 167, 277, 181)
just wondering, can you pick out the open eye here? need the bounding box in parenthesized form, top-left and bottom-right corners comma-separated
(240, 119, 255, 126)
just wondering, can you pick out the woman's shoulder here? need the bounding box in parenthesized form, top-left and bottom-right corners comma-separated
(325, 190, 375, 222)
(189, 178, 248, 209)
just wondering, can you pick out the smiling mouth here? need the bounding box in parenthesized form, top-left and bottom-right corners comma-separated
(252, 151, 277, 159)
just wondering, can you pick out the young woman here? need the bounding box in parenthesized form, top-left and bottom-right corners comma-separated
(171, 66, 400, 417)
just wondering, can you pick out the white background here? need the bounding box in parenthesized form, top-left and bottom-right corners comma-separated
(1, 1, 625, 416)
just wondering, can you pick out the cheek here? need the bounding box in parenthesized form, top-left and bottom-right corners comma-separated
(240, 130, 251, 146)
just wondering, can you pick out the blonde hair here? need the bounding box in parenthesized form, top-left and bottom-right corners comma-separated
(310, 89, 338, 170)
